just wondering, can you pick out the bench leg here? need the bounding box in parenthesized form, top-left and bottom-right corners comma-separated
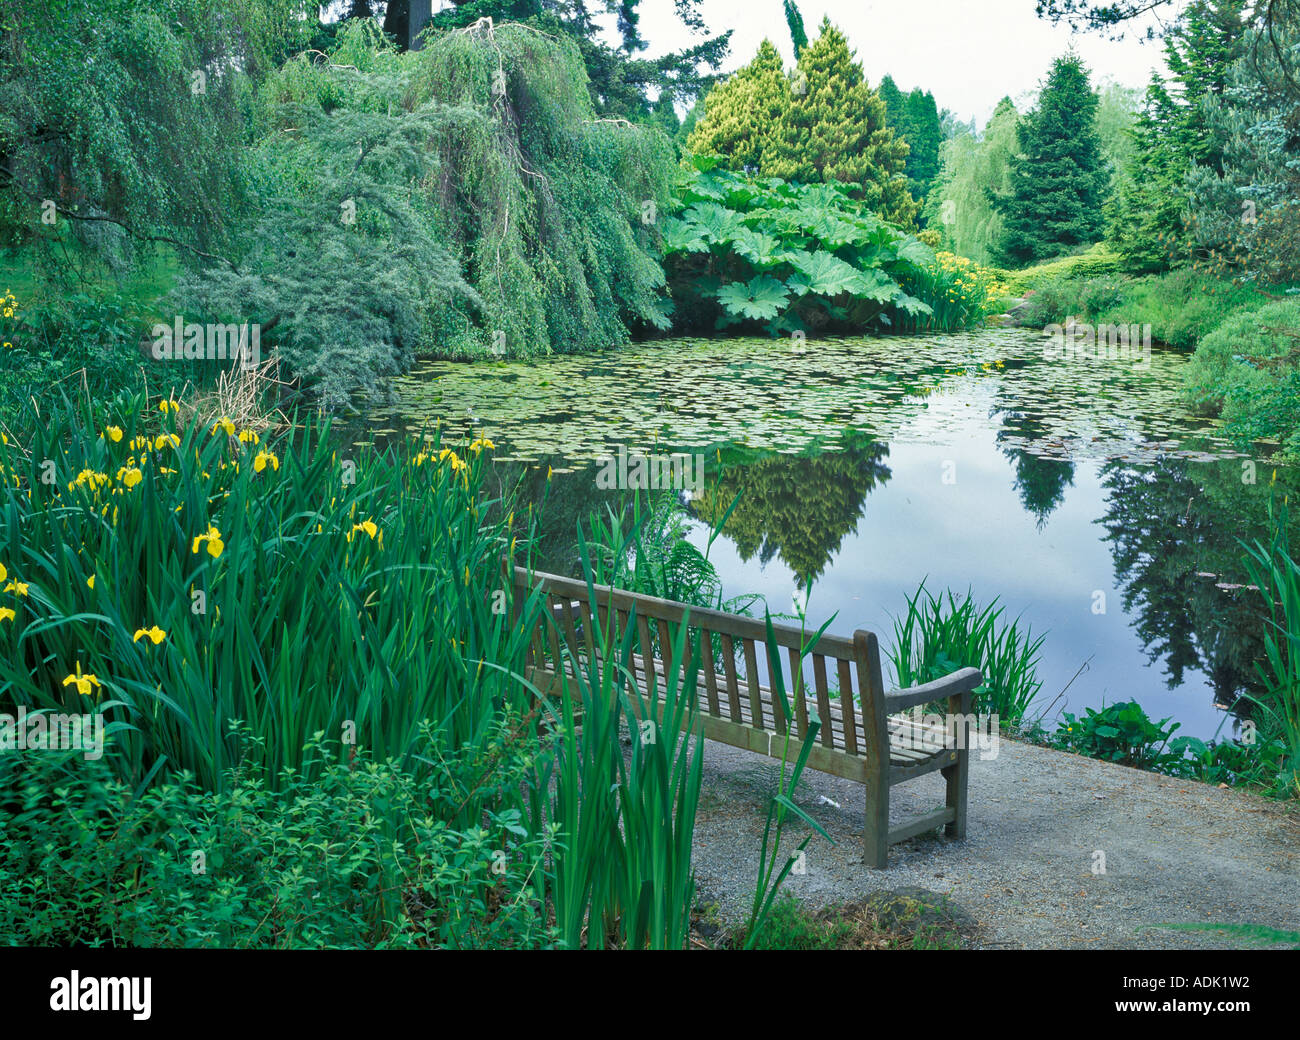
(942, 749, 968, 839)
(864, 773, 890, 868)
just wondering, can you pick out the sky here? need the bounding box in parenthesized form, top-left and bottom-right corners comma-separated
(610, 0, 1182, 127)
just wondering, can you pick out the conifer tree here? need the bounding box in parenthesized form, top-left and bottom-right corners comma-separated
(764, 20, 916, 225)
(992, 52, 1108, 265)
(783, 0, 808, 57)
(686, 39, 791, 172)
(686, 20, 917, 225)
(1106, 0, 1250, 270)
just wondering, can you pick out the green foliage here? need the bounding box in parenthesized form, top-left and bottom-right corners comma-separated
(426, 0, 732, 119)
(534, 521, 708, 950)
(1184, 299, 1300, 456)
(0, 288, 151, 434)
(1242, 500, 1300, 796)
(1016, 267, 1274, 350)
(662, 162, 946, 335)
(0, 0, 312, 264)
(997, 242, 1122, 293)
(744, 606, 834, 950)
(922, 98, 1020, 264)
(734, 893, 853, 949)
(783, 0, 808, 57)
(1107, 0, 1252, 272)
(992, 53, 1109, 265)
(0, 391, 540, 794)
(0, 736, 553, 948)
(687, 22, 917, 227)
(888, 583, 1044, 725)
(1166, 732, 1292, 789)
(173, 20, 676, 406)
(1187, 14, 1300, 283)
(1052, 700, 1186, 771)
(878, 76, 943, 202)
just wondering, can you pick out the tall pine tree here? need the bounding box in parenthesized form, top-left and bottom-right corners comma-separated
(783, 0, 808, 57)
(992, 52, 1108, 265)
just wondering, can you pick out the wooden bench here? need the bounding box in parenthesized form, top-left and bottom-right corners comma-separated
(512, 566, 982, 868)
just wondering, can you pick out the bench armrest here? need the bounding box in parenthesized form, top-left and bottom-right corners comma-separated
(883, 667, 982, 713)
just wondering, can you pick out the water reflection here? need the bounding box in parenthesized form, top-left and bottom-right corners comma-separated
(690, 434, 892, 586)
(1098, 454, 1291, 720)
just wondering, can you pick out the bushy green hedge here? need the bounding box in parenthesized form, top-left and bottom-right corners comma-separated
(995, 243, 1122, 294)
(1184, 298, 1300, 457)
(1013, 267, 1278, 350)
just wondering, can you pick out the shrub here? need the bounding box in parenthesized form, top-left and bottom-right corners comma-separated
(662, 159, 960, 336)
(0, 289, 150, 435)
(1014, 267, 1277, 350)
(888, 582, 1043, 725)
(1184, 298, 1300, 456)
(1052, 701, 1184, 772)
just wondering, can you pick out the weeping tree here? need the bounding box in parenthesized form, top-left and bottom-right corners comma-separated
(0, 0, 314, 268)
(922, 97, 1020, 264)
(175, 19, 676, 408)
(425, 0, 732, 118)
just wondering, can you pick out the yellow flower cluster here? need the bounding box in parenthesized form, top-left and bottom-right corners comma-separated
(71, 469, 111, 493)
(0, 562, 23, 621)
(1, 289, 16, 351)
(934, 251, 1012, 313)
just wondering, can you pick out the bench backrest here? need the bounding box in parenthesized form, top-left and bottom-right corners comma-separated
(512, 565, 890, 758)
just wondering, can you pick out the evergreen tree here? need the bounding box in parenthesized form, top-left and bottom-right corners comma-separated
(903, 88, 942, 197)
(686, 40, 791, 172)
(765, 20, 917, 225)
(1106, 0, 1250, 270)
(878, 77, 943, 201)
(1186, 11, 1300, 281)
(992, 53, 1108, 265)
(687, 21, 917, 226)
(783, 0, 808, 57)
(877, 75, 909, 134)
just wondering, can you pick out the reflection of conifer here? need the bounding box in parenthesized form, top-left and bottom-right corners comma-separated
(690, 438, 891, 585)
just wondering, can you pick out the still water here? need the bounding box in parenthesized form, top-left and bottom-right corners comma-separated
(372, 329, 1296, 740)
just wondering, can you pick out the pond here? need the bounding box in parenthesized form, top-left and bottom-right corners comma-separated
(370, 329, 1299, 741)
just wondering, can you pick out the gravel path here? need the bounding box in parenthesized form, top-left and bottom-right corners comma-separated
(690, 735, 1300, 949)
